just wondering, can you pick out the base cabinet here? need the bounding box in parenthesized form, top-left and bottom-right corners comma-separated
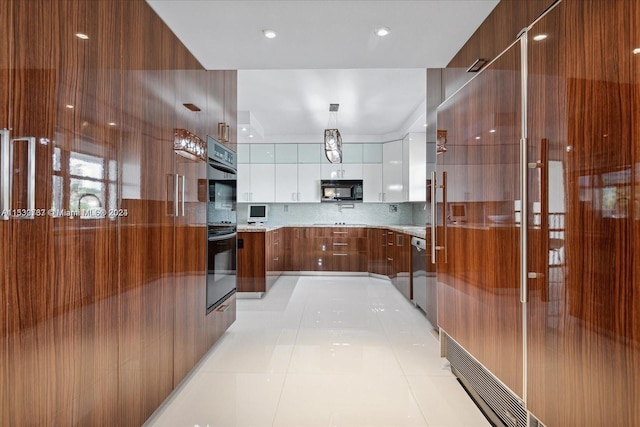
(238, 230, 282, 293)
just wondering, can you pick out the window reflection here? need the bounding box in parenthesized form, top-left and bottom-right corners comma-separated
(51, 148, 118, 219)
(579, 167, 633, 219)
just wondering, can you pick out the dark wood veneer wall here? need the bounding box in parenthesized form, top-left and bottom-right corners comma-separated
(1, 0, 236, 425)
(444, 0, 556, 98)
(438, 0, 640, 426)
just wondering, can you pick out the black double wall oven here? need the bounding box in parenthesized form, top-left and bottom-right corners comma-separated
(206, 137, 237, 313)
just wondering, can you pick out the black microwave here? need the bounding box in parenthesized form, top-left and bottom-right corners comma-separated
(320, 180, 363, 202)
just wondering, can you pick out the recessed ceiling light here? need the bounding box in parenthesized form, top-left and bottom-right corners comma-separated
(75, 33, 89, 40)
(108, 122, 117, 126)
(66, 104, 74, 109)
(374, 27, 390, 37)
(241, 127, 247, 132)
(489, 129, 496, 133)
(475, 136, 481, 140)
(533, 34, 547, 41)
(248, 134, 254, 138)
(633, 47, 640, 55)
(262, 29, 277, 39)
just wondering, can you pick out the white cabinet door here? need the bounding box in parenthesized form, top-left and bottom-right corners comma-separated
(250, 164, 275, 202)
(321, 163, 363, 179)
(275, 164, 299, 202)
(363, 163, 383, 202)
(383, 140, 405, 202)
(340, 163, 363, 179)
(297, 164, 321, 202)
(237, 163, 252, 202)
(321, 163, 343, 179)
(407, 134, 427, 201)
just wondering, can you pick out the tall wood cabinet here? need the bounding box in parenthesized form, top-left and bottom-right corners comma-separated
(1, 1, 237, 426)
(437, 1, 640, 426)
(525, 1, 640, 426)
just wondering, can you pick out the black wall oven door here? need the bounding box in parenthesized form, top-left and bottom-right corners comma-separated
(206, 137, 237, 313)
(207, 229, 236, 313)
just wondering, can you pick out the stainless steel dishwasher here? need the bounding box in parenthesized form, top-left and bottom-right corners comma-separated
(411, 236, 438, 328)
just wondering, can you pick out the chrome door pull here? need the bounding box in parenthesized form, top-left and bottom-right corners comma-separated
(1, 129, 9, 220)
(10, 136, 36, 219)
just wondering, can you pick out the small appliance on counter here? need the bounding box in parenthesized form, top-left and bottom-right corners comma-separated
(247, 204, 268, 224)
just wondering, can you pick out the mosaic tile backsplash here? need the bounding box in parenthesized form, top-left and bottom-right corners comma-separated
(235, 202, 430, 226)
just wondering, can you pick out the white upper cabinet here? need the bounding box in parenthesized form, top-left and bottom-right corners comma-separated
(382, 140, 405, 202)
(363, 163, 383, 202)
(404, 133, 427, 202)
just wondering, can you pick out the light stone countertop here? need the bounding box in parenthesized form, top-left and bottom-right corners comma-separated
(237, 223, 428, 238)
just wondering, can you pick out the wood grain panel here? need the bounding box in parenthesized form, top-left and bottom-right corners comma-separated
(0, 0, 12, 424)
(444, 0, 553, 98)
(224, 70, 238, 152)
(526, 1, 640, 425)
(4, 0, 59, 424)
(118, 0, 181, 423)
(237, 231, 267, 292)
(437, 41, 523, 397)
(368, 228, 388, 275)
(391, 232, 412, 300)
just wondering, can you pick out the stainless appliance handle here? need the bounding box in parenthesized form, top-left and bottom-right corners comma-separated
(10, 136, 36, 219)
(1, 129, 9, 220)
(208, 232, 237, 242)
(430, 171, 436, 264)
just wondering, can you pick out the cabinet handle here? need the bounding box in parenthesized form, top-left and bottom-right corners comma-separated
(332, 231, 348, 234)
(520, 135, 529, 304)
(1, 129, 9, 220)
(173, 174, 179, 216)
(431, 171, 447, 263)
(179, 174, 185, 216)
(333, 253, 348, 256)
(9, 135, 36, 219)
(430, 171, 436, 264)
(442, 171, 448, 263)
(332, 242, 348, 246)
(216, 304, 230, 312)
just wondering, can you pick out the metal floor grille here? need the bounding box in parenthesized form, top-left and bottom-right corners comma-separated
(444, 333, 528, 427)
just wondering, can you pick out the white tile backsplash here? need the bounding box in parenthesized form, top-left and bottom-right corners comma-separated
(237, 202, 430, 226)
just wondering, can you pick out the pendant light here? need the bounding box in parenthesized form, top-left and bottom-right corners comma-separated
(324, 103, 342, 163)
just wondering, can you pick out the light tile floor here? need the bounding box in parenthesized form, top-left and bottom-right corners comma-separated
(145, 275, 491, 427)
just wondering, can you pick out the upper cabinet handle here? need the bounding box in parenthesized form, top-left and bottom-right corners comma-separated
(1, 129, 10, 220)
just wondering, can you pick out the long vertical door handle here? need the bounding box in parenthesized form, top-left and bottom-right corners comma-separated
(1, 129, 9, 220)
(442, 171, 448, 263)
(174, 174, 179, 216)
(179, 174, 185, 216)
(430, 171, 437, 264)
(10, 136, 36, 219)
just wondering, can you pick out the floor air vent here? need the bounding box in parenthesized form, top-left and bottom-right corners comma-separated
(444, 333, 528, 427)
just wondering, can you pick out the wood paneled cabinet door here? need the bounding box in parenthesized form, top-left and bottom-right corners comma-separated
(367, 228, 389, 275)
(391, 232, 411, 300)
(436, 36, 523, 399)
(237, 231, 267, 293)
(525, 1, 640, 426)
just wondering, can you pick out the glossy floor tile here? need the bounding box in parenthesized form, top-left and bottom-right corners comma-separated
(145, 275, 491, 427)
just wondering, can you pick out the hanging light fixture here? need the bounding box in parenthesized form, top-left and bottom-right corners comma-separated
(324, 103, 342, 163)
(174, 128, 207, 162)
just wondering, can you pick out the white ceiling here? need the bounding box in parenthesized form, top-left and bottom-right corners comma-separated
(147, 0, 499, 142)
